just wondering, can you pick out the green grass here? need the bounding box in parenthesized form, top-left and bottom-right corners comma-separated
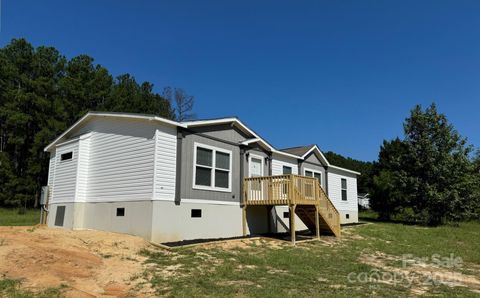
(0, 208, 39, 226)
(139, 221, 480, 297)
(0, 279, 64, 298)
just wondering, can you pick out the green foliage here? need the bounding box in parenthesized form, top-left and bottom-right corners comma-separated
(370, 104, 480, 225)
(0, 208, 39, 226)
(323, 151, 374, 193)
(0, 38, 177, 208)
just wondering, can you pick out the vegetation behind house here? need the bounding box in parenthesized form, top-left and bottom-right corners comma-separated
(0, 38, 194, 208)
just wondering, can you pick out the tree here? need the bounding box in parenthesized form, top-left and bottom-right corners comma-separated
(323, 151, 374, 194)
(163, 87, 196, 121)
(370, 103, 479, 225)
(0, 38, 185, 208)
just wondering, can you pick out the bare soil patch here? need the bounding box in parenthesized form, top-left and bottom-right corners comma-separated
(0, 225, 154, 297)
(359, 252, 480, 295)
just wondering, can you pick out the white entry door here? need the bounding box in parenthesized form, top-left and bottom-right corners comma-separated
(249, 155, 264, 201)
(250, 157, 263, 177)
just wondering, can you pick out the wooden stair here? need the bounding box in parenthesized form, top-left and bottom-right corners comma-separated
(295, 205, 338, 236)
(243, 174, 341, 242)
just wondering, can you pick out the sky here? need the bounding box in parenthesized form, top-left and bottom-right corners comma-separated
(1, 0, 479, 161)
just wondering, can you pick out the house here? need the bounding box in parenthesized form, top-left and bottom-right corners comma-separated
(43, 112, 360, 244)
(358, 193, 370, 209)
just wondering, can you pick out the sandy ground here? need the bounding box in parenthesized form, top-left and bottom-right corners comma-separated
(0, 225, 154, 297)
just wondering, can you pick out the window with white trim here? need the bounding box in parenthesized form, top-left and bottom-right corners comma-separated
(282, 166, 292, 174)
(304, 168, 322, 186)
(341, 178, 347, 201)
(193, 143, 232, 192)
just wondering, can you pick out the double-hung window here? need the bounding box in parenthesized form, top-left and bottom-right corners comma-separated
(304, 169, 322, 187)
(282, 166, 292, 175)
(193, 143, 232, 192)
(341, 178, 348, 201)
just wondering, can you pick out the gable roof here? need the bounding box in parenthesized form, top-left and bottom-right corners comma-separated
(281, 145, 316, 157)
(44, 111, 186, 152)
(44, 111, 360, 175)
(281, 144, 330, 167)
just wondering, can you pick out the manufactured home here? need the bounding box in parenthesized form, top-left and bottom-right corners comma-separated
(44, 112, 360, 244)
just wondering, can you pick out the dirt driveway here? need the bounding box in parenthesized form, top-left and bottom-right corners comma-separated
(0, 225, 154, 297)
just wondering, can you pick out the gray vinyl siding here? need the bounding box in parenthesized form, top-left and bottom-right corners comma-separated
(300, 153, 326, 188)
(190, 124, 248, 144)
(180, 133, 241, 203)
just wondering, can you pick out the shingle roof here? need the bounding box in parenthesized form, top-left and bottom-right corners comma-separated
(279, 145, 316, 157)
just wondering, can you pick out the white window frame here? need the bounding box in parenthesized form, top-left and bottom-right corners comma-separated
(341, 178, 348, 201)
(303, 167, 323, 187)
(192, 142, 232, 192)
(59, 151, 74, 163)
(248, 153, 264, 177)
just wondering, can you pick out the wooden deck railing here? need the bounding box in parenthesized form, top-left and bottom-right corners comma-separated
(243, 174, 341, 237)
(243, 174, 321, 206)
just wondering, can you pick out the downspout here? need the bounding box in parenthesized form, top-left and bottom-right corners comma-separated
(239, 146, 246, 205)
(325, 166, 329, 195)
(175, 129, 184, 205)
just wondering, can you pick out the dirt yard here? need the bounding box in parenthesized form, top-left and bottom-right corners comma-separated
(0, 225, 154, 297)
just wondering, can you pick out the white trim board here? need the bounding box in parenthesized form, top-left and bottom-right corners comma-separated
(192, 142, 233, 193)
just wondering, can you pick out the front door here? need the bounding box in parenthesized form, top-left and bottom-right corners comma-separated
(249, 156, 264, 201)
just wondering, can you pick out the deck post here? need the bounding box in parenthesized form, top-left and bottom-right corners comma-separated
(290, 204, 296, 245)
(315, 205, 320, 239)
(242, 206, 247, 237)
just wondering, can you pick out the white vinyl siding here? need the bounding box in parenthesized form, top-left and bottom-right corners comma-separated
(153, 126, 178, 200)
(85, 118, 159, 202)
(271, 153, 298, 175)
(47, 152, 56, 187)
(327, 169, 358, 219)
(51, 141, 79, 203)
(75, 135, 91, 202)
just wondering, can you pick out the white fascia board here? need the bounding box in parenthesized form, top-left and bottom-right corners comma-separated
(186, 118, 276, 152)
(44, 112, 184, 152)
(240, 138, 260, 145)
(301, 145, 331, 167)
(328, 164, 361, 176)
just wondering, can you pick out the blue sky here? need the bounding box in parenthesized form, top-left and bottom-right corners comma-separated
(1, 1, 479, 161)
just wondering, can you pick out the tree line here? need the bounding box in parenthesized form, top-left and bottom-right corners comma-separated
(0, 38, 193, 208)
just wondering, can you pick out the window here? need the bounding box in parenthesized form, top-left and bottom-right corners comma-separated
(282, 166, 292, 174)
(116, 208, 125, 217)
(193, 143, 232, 191)
(191, 209, 202, 218)
(60, 152, 73, 161)
(346, 214, 350, 219)
(283, 212, 290, 219)
(304, 168, 322, 186)
(341, 178, 347, 201)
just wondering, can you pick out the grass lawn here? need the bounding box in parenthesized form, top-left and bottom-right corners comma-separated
(0, 279, 63, 298)
(139, 216, 480, 297)
(0, 208, 39, 226)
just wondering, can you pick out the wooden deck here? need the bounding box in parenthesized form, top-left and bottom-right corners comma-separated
(242, 174, 341, 244)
